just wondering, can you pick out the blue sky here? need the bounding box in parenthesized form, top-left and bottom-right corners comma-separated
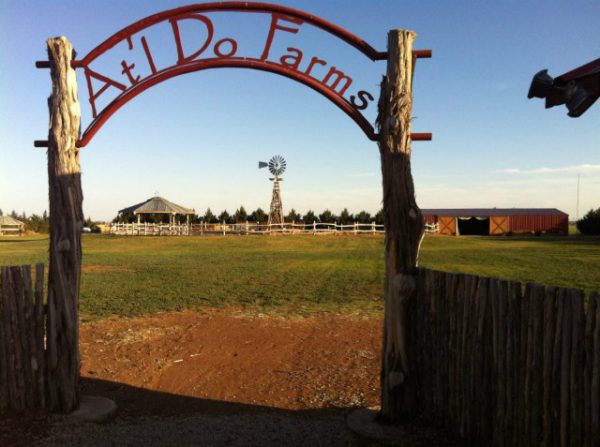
(1, 0, 598, 222)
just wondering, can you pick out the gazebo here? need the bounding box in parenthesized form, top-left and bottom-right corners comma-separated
(0, 215, 25, 235)
(117, 196, 195, 226)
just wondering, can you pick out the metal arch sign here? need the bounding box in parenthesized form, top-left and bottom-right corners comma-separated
(36, 2, 431, 147)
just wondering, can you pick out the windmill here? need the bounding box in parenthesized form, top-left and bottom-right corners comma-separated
(258, 155, 286, 226)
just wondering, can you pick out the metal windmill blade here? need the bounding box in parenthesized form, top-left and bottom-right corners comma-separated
(268, 155, 286, 176)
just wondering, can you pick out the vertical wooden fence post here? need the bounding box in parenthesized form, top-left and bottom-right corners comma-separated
(46, 36, 83, 413)
(378, 29, 425, 423)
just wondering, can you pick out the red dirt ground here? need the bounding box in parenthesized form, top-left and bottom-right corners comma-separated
(1, 309, 461, 446)
(79, 309, 382, 411)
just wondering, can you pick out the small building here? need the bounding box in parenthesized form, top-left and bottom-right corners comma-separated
(0, 216, 25, 235)
(423, 208, 568, 236)
(112, 196, 196, 236)
(117, 196, 195, 225)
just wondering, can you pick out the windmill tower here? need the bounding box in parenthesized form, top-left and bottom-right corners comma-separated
(259, 155, 286, 226)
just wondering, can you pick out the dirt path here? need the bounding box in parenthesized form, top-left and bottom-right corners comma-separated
(79, 309, 382, 411)
(2, 309, 458, 446)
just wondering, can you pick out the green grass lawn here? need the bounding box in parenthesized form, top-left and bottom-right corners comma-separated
(0, 234, 598, 319)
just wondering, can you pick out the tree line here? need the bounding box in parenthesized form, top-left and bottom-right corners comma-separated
(7, 206, 598, 234)
(576, 207, 600, 235)
(115, 207, 385, 225)
(0, 209, 95, 234)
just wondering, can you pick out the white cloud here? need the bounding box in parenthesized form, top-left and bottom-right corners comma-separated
(496, 164, 600, 175)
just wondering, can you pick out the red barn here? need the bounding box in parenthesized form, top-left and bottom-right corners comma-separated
(423, 208, 568, 236)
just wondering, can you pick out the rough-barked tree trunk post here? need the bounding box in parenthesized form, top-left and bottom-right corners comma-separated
(378, 29, 425, 424)
(46, 36, 83, 413)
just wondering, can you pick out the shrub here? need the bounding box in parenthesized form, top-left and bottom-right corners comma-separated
(576, 207, 600, 235)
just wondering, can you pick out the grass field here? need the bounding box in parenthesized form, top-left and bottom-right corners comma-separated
(0, 234, 598, 319)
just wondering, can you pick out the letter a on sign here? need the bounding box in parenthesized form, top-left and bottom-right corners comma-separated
(84, 67, 127, 118)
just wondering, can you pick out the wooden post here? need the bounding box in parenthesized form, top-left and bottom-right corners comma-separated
(378, 29, 425, 423)
(46, 36, 82, 413)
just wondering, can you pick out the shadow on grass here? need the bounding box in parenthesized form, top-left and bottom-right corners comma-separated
(0, 237, 49, 244)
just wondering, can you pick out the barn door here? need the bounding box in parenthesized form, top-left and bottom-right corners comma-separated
(490, 216, 509, 235)
(438, 216, 456, 235)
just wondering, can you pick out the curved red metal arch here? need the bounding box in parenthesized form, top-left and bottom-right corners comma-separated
(78, 2, 387, 65)
(34, 2, 431, 147)
(73, 1, 399, 147)
(78, 58, 377, 147)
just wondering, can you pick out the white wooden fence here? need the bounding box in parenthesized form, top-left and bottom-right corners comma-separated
(109, 221, 443, 236)
(0, 225, 24, 236)
(110, 222, 190, 236)
(110, 221, 387, 236)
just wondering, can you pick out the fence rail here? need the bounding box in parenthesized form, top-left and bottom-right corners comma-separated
(413, 267, 599, 447)
(110, 222, 190, 236)
(0, 226, 24, 235)
(110, 221, 389, 236)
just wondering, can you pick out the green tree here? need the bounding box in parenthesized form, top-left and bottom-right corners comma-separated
(576, 207, 600, 235)
(218, 210, 231, 224)
(233, 206, 248, 223)
(0, 209, 3, 216)
(250, 208, 267, 223)
(375, 209, 384, 225)
(286, 208, 301, 222)
(319, 209, 336, 223)
(303, 210, 317, 223)
(191, 213, 201, 224)
(356, 210, 372, 224)
(84, 216, 95, 228)
(338, 208, 353, 225)
(204, 208, 217, 223)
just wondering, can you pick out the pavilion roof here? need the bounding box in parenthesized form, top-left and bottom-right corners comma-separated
(0, 216, 25, 226)
(118, 196, 195, 215)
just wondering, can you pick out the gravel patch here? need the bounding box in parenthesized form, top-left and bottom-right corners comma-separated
(37, 411, 357, 447)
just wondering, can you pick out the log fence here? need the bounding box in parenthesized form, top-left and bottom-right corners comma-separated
(412, 267, 600, 446)
(0, 264, 46, 413)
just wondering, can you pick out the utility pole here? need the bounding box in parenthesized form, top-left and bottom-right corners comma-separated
(576, 173, 580, 220)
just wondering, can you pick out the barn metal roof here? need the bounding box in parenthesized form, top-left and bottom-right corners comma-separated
(0, 216, 25, 226)
(422, 208, 568, 217)
(118, 196, 195, 215)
